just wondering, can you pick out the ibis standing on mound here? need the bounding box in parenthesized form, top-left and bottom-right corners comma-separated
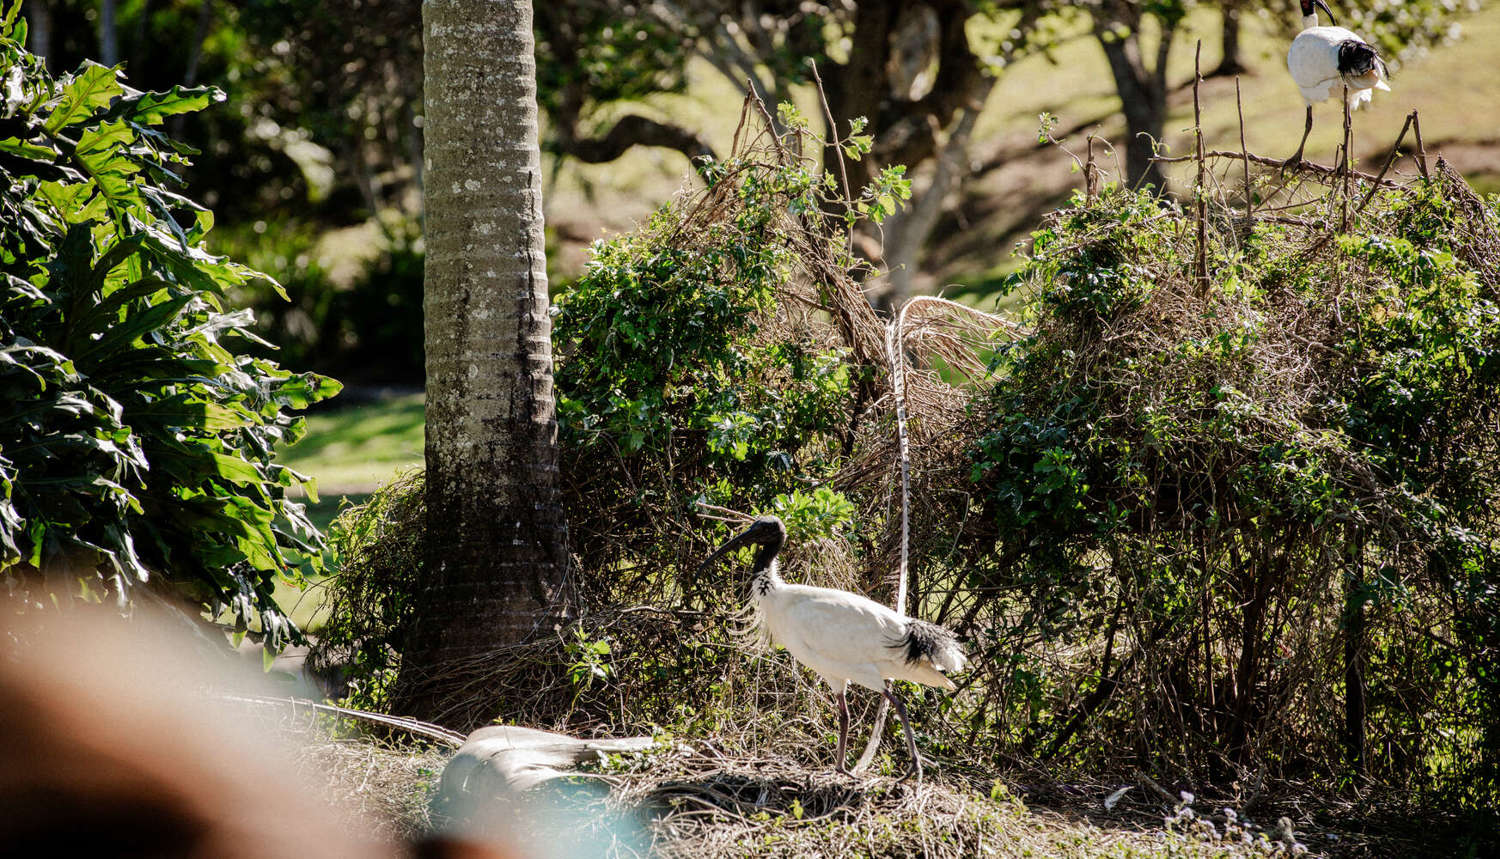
(1284, 0, 1390, 168)
(699, 516, 967, 781)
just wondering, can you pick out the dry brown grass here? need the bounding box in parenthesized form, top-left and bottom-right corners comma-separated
(275, 708, 1321, 858)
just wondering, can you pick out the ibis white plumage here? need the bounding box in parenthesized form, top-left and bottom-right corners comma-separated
(699, 516, 967, 781)
(1284, 0, 1390, 168)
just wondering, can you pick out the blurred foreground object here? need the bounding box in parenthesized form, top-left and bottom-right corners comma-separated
(439, 726, 654, 798)
(0, 605, 520, 858)
(433, 726, 654, 857)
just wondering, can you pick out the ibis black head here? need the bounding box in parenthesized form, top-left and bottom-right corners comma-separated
(698, 516, 787, 576)
(1300, 0, 1337, 26)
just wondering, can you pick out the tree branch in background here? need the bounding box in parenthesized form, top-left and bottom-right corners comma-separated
(1092, 0, 1177, 192)
(23, 1, 50, 61)
(556, 114, 716, 166)
(98, 0, 117, 65)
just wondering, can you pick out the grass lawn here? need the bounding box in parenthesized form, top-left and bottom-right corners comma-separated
(280, 392, 425, 497)
(271, 393, 424, 628)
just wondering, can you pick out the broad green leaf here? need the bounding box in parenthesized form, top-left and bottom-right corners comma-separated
(109, 85, 224, 126)
(208, 450, 267, 487)
(43, 63, 122, 134)
(35, 180, 104, 223)
(72, 293, 194, 365)
(0, 136, 54, 159)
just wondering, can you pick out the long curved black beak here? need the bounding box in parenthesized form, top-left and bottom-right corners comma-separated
(1314, 0, 1337, 26)
(697, 527, 756, 577)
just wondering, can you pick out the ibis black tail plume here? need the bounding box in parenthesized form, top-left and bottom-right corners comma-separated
(1337, 39, 1384, 78)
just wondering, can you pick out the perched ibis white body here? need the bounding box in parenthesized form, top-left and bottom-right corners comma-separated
(1288, 28, 1390, 108)
(1283, 0, 1390, 167)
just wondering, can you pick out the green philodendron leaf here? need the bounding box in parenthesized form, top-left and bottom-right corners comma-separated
(109, 85, 225, 126)
(0, 136, 53, 159)
(74, 121, 143, 210)
(131, 395, 249, 432)
(43, 63, 122, 134)
(208, 450, 268, 488)
(72, 293, 195, 365)
(35, 180, 105, 223)
(1, 29, 332, 641)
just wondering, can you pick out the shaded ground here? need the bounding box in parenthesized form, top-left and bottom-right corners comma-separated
(284, 719, 1473, 858)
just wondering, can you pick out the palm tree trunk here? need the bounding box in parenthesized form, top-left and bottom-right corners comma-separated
(391, 0, 570, 729)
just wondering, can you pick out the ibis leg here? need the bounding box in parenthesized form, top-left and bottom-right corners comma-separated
(1282, 106, 1314, 173)
(883, 681, 923, 783)
(834, 688, 852, 776)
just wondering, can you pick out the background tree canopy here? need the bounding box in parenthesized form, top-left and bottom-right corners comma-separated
(16, 0, 1484, 384)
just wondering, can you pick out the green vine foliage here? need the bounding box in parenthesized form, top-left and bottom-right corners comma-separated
(0, 5, 338, 645)
(551, 133, 892, 602)
(966, 176, 1500, 809)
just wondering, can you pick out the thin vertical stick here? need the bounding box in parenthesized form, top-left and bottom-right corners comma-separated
(1085, 135, 1098, 203)
(808, 59, 855, 256)
(854, 301, 918, 774)
(1350, 86, 1362, 230)
(885, 308, 913, 620)
(1354, 112, 1413, 216)
(1411, 109, 1430, 181)
(1236, 76, 1251, 219)
(1193, 42, 1208, 294)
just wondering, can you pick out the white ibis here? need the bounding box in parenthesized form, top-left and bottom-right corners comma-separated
(1284, 0, 1390, 168)
(699, 516, 967, 781)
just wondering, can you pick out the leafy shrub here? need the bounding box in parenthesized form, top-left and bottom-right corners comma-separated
(0, 6, 338, 644)
(316, 102, 910, 715)
(308, 470, 423, 706)
(964, 173, 1500, 810)
(550, 109, 902, 603)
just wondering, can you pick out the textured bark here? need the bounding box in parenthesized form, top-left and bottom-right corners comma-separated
(391, 0, 569, 729)
(1213, 2, 1248, 77)
(1094, 7, 1175, 193)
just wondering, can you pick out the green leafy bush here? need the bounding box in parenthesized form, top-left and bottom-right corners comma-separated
(550, 128, 896, 598)
(308, 470, 423, 705)
(965, 174, 1500, 810)
(0, 6, 338, 644)
(316, 104, 909, 713)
